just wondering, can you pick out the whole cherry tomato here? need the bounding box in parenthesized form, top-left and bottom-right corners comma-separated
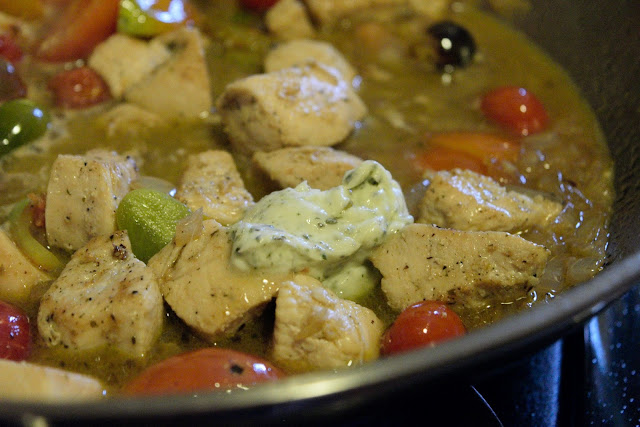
(0, 300, 31, 361)
(123, 348, 285, 396)
(381, 301, 466, 355)
(480, 86, 549, 136)
(48, 66, 111, 109)
(238, 0, 280, 13)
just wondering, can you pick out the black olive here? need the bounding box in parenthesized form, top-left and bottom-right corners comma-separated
(427, 21, 476, 69)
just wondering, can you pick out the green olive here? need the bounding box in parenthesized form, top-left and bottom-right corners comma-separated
(116, 188, 191, 263)
(0, 99, 51, 157)
(117, 0, 184, 38)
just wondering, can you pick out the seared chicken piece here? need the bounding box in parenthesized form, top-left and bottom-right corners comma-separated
(148, 215, 292, 341)
(88, 33, 171, 99)
(273, 275, 383, 372)
(252, 146, 363, 190)
(418, 169, 563, 232)
(90, 28, 212, 121)
(38, 231, 164, 357)
(370, 223, 550, 311)
(125, 28, 212, 120)
(97, 103, 163, 139)
(304, 0, 404, 25)
(304, 0, 450, 25)
(217, 62, 367, 154)
(0, 228, 50, 305)
(45, 150, 137, 252)
(175, 150, 254, 225)
(265, 0, 315, 40)
(264, 39, 358, 85)
(0, 359, 104, 402)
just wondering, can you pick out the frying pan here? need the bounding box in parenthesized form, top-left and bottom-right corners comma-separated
(2, 0, 639, 424)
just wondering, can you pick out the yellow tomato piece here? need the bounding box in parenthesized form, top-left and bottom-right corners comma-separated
(428, 131, 521, 164)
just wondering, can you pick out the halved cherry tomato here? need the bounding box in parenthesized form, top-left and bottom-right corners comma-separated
(428, 131, 521, 164)
(413, 146, 488, 175)
(0, 300, 31, 361)
(36, 0, 119, 62)
(123, 348, 285, 396)
(48, 67, 111, 109)
(0, 34, 24, 63)
(239, 0, 280, 13)
(481, 86, 549, 136)
(381, 301, 466, 355)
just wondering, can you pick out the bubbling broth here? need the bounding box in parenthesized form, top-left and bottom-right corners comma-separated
(0, 0, 612, 396)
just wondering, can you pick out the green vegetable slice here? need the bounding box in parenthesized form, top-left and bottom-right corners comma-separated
(8, 199, 63, 272)
(117, 0, 187, 37)
(116, 188, 191, 262)
(0, 99, 50, 157)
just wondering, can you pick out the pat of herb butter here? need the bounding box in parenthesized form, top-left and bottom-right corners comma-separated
(230, 160, 413, 300)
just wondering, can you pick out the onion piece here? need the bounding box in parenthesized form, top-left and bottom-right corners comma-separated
(8, 199, 63, 272)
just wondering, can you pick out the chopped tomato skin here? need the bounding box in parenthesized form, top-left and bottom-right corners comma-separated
(123, 348, 285, 396)
(0, 300, 31, 361)
(381, 301, 466, 355)
(481, 86, 549, 136)
(48, 67, 111, 109)
(36, 0, 119, 62)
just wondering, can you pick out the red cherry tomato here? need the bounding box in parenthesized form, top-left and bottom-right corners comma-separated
(0, 34, 24, 63)
(239, 0, 280, 13)
(481, 86, 549, 136)
(123, 348, 286, 396)
(48, 66, 111, 109)
(381, 301, 466, 355)
(0, 300, 31, 361)
(36, 0, 118, 62)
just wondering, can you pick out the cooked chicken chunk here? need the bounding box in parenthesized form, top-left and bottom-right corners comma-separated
(369, 223, 550, 311)
(265, 0, 315, 40)
(45, 150, 138, 252)
(148, 215, 292, 341)
(175, 150, 254, 225)
(125, 28, 212, 120)
(264, 39, 358, 85)
(252, 146, 363, 190)
(0, 359, 104, 402)
(88, 33, 171, 99)
(37, 231, 164, 357)
(217, 62, 367, 154)
(272, 275, 383, 372)
(418, 169, 563, 232)
(0, 228, 50, 304)
(90, 28, 212, 121)
(97, 103, 163, 139)
(304, 0, 404, 25)
(304, 0, 450, 25)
